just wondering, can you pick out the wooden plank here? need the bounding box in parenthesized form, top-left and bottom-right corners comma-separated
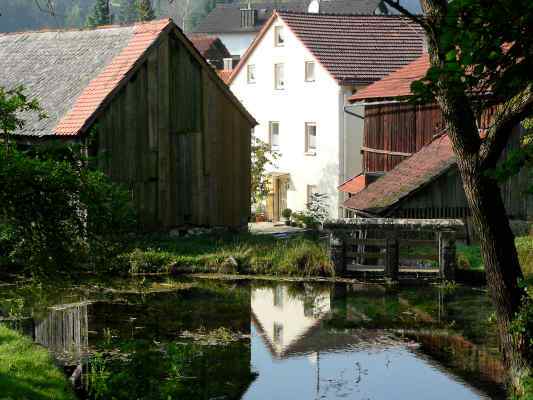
(158, 36, 171, 228)
(346, 251, 386, 259)
(347, 263, 384, 272)
(346, 238, 387, 246)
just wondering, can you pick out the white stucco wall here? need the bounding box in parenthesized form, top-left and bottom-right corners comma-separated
(230, 16, 350, 218)
(218, 32, 257, 57)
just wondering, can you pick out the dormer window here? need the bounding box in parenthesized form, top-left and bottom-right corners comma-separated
(274, 26, 285, 46)
(241, 8, 257, 28)
(223, 58, 233, 70)
(305, 61, 316, 82)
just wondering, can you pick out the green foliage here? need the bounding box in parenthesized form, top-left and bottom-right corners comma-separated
(250, 136, 280, 206)
(118, 0, 139, 23)
(0, 325, 76, 400)
(137, 0, 156, 21)
(0, 147, 136, 276)
(306, 192, 330, 225)
(281, 208, 292, 219)
(0, 86, 45, 151)
(86, 0, 113, 27)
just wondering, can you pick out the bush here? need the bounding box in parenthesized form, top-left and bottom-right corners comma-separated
(282, 208, 292, 219)
(0, 148, 135, 276)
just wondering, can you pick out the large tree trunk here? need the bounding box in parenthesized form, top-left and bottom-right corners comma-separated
(446, 117, 532, 392)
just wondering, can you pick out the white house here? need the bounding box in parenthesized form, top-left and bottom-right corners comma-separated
(228, 11, 425, 220)
(193, 0, 386, 59)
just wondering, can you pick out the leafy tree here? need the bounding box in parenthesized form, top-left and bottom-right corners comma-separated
(86, 0, 113, 27)
(250, 136, 280, 208)
(118, 0, 139, 23)
(0, 86, 45, 154)
(138, 0, 156, 22)
(306, 192, 330, 227)
(383, 0, 533, 394)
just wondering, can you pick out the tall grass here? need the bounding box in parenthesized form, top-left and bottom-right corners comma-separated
(124, 233, 334, 277)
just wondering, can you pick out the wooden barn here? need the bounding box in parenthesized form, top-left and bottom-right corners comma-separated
(0, 19, 256, 231)
(341, 54, 532, 225)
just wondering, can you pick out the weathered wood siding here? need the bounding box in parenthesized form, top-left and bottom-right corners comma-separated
(94, 30, 252, 230)
(386, 126, 531, 220)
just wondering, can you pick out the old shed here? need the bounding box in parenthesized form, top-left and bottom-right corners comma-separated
(0, 19, 256, 230)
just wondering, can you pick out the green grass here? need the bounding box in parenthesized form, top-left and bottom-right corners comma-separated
(0, 325, 76, 400)
(457, 236, 533, 278)
(121, 232, 334, 277)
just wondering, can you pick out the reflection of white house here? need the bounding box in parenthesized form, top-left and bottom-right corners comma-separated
(251, 284, 330, 357)
(228, 11, 425, 220)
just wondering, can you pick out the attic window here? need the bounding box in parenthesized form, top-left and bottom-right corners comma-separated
(274, 26, 285, 46)
(247, 64, 256, 84)
(305, 61, 315, 82)
(223, 58, 233, 70)
(240, 8, 257, 28)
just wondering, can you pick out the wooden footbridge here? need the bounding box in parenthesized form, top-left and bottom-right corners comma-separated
(324, 218, 464, 282)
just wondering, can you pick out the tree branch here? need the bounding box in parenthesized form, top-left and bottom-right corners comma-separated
(480, 85, 533, 168)
(382, 0, 430, 30)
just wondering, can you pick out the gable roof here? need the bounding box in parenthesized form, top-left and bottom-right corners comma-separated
(343, 134, 456, 213)
(188, 34, 230, 58)
(1, 19, 255, 138)
(229, 11, 425, 86)
(349, 53, 429, 101)
(194, 0, 383, 34)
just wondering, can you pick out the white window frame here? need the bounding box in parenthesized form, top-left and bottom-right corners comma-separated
(269, 121, 280, 149)
(274, 26, 285, 47)
(305, 122, 317, 154)
(274, 63, 285, 90)
(247, 64, 256, 84)
(307, 185, 318, 205)
(305, 61, 316, 82)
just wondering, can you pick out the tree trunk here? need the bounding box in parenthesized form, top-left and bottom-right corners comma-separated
(455, 146, 531, 393)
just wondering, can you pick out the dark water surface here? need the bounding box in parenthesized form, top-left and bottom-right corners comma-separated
(0, 278, 506, 399)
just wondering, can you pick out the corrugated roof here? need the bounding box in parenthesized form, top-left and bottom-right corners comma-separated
(278, 11, 425, 85)
(0, 19, 171, 137)
(349, 53, 429, 101)
(194, 0, 383, 34)
(343, 134, 456, 212)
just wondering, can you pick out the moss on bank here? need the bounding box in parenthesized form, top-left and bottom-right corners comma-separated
(121, 233, 334, 277)
(0, 325, 76, 400)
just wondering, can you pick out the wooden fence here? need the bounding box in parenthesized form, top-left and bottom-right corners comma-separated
(324, 218, 464, 282)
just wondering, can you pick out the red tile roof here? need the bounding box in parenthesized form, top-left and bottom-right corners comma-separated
(278, 11, 425, 85)
(229, 11, 425, 86)
(188, 34, 219, 55)
(339, 174, 366, 194)
(349, 53, 429, 101)
(343, 134, 456, 212)
(55, 19, 172, 136)
(217, 69, 232, 84)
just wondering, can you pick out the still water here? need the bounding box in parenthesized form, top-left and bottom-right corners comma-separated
(0, 278, 506, 399)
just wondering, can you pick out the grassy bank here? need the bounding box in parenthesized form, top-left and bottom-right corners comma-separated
(0, 325, 76, 400)
(457, 236, 533, 279)
(121, 232, 334, 277)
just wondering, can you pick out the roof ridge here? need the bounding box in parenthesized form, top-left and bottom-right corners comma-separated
(0, 18, 172, 37)
(276, 10, 419, 18)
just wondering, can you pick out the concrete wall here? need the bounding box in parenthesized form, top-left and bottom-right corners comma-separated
(231, 16, 359, 218)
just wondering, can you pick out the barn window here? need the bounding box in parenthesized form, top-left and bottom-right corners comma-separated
(269, 121, 280, 149)
(247, 64, 256, 84)
(305, 122, 317, 153)
(274, 63, 285, 90)
(305, 61, 315, 82)
(274, 26, 285, 46)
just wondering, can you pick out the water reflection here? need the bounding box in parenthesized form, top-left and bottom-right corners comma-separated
(0, 279, 506, 399)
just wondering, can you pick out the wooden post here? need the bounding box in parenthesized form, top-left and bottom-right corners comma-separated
(329, 231, 346, 274)
(385, 232, 399, 282)
(439, 230, 456, 281)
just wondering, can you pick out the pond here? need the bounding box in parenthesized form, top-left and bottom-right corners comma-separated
(0, 278, 506, 399)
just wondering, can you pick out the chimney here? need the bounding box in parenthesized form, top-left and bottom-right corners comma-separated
(308, 0, 320, 13)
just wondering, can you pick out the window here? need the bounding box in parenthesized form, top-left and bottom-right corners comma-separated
(247, 64, 256, 84)
(307, 185, 318, 205)
(274, 26, 285, 46)
(305, 122, 317, 153)
(305, 61, 315, 82)
(273, 323, 283, 345)
(223, 58, 233, 70)
(274, 63, 285, 90)
(269, 121, 280, 149)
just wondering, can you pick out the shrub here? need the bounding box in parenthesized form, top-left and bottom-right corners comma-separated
(281, 208, 292, 219)
(0, 148, 135, 275)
